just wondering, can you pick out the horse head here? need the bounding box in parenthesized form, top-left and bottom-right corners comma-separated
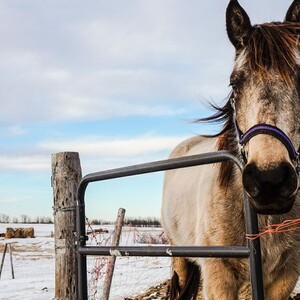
(226, 0, 300, 214)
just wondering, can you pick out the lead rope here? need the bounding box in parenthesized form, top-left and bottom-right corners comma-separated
(246, 218, 300, 240)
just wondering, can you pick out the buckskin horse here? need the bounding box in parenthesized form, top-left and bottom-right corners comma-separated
(161, 0, 300, 299)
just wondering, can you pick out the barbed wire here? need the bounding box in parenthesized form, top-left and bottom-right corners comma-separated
(85, 218, 171, 300)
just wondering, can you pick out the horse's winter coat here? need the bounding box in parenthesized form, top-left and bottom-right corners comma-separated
(161, 1, 300, 299)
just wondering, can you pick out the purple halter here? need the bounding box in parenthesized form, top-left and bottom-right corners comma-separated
(231, 99, 300, 173)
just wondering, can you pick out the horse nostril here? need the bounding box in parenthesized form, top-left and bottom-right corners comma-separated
(242, 162, 298, 198)
(277, 162, 298, 197)
(242, 163, 261, 197)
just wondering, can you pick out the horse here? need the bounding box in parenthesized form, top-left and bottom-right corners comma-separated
(161, 0, 300, 299)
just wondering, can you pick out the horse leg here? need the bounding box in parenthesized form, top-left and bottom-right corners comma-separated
(170, 257, 200, 299)
(171, 257, 189, 292)
(201, 258, 242, 300)
(265, 270, 299, 300)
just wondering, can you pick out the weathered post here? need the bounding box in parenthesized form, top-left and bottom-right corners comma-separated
(0, 243, 8, 279)
(8, 243, 14, 279)
(52, 152, 82, 300)
(0, 243, 15, 279)
(102, 208, 126, 300)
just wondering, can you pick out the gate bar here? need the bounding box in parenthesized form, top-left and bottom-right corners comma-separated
(76, 150, 264, 300)
(78, 245, 250, 257)
(244, 193, 264, 300)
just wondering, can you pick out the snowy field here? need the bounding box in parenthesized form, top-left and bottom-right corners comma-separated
(0, 223, 171, 300)
(0, 224, 55, 300)
(0, 223, 299, 300)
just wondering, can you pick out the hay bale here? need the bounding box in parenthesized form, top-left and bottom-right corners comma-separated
(5, 227, 15, 238)
(5, 227, 35, 238)
(14, 228, 23, 238)
(24, 227, 34, 238)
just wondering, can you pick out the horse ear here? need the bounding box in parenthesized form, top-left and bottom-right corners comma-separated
(285, 0, 300, 22)
(226, 0, 252, 49)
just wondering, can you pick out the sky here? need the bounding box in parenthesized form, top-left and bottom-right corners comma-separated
(0, 0, 294, 221)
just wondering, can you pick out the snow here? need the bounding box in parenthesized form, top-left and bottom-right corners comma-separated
(0, 224, 55, 300)
(0, 224, 171, 300)
(0, 224, 299, 299)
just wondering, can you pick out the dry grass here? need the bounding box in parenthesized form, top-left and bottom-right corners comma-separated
(0, 239, 54, 261)
(129, 279, 300, 300)
(0, 241, 39, 253)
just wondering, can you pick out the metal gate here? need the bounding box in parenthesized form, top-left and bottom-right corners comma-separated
(76, 150, 264, 299)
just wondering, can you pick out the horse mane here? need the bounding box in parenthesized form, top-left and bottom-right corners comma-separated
(246, 22, 300, 86)
(198, 98, 237, 187)
(199, 22, 300, 187)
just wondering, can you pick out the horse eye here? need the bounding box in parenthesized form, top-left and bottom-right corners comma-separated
(230, 71, 245, 90)
(229, 82, 238, 92)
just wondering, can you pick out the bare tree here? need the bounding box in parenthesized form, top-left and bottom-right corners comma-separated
(20, 214, 30, 223)
(0, 214, 10, 223)
(12, 217, 19, 223)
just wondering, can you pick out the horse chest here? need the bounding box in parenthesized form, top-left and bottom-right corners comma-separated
(261, 235, 299, 280)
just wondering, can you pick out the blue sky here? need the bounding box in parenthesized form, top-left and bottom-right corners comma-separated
(0, 0, 293, 221)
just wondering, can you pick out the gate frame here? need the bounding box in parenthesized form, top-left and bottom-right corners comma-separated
(76, 150, 264, 299)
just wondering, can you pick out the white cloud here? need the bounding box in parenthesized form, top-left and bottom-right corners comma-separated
(0, 0, 234, 124)
(43, 69, 72, 82)
(0, 196, 31, 204)
(40, 134, 187, 157)
(0, 155, 50, 171)
(0, 56, 195, 123)
(8, 125, 27, 136)
(0, 125, 28, 137)
(0, 134, 188, 172)
(43, 134, 190, 172)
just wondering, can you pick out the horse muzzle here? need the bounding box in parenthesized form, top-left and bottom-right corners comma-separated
(242, 161, 299, 214)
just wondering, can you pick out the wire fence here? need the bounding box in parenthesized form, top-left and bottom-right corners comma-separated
(85, 219, 171, 300)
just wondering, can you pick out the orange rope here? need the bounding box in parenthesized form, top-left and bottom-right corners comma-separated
(246, 218, 300, 240)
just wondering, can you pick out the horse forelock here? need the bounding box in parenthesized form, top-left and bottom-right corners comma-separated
(238, 22, 300, 86)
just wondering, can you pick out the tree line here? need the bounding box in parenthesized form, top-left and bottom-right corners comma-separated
(1, 214, 161, 227)
(0, 214, 53, 224)
(88, 216, 161, 227)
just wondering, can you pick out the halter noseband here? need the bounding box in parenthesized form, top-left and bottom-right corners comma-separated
(231, 98, 300, 173)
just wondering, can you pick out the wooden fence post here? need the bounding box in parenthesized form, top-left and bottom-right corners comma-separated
(0, 243, 8, 279)
(52, 152, 82, 300)
(8, 244, 14, 279)
(102, 208, 126, 300)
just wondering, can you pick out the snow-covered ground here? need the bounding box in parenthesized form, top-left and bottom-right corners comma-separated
(0, 224, 171, 300)
(0, 224, 55, 300)
(0, 223, 299, 299)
